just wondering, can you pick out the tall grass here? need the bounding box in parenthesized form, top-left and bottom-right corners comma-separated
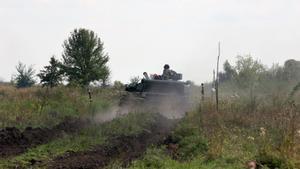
(0, 85, 119, 129)
(130, 80, 300, 168)
(203, 81, 300, 168)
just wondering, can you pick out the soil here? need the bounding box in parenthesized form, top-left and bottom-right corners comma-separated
(49, 114, 176, 169)
(0, 117, 88, 158)
(163, 135, 180, 159)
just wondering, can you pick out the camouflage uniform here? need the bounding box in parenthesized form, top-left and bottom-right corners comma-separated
(162, 69, 176, 80)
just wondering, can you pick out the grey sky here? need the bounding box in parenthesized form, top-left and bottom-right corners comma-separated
(0, 0, 299, 84)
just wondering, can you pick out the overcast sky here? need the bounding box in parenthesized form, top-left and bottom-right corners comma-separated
(0, 0, 299, 84)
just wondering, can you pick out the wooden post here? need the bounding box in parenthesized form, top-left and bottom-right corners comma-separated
(216, 42, 220, 111)
(212, 69, 215, 100)
(88, 88, 92, 103)
(201, 83, 204, 101)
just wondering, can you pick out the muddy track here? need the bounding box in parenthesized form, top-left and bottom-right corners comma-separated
(49, 115, 176, 169)
(0, 117, 89, 158)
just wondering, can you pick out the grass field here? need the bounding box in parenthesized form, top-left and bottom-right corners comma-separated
(0, 83, 299, 169)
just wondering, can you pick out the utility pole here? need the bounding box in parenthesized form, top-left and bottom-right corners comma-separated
(216, 42, 221, 111)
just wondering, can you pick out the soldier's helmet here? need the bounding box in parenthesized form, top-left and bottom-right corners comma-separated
(164, 64, 170, 69)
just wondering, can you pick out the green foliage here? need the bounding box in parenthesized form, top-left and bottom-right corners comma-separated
(219, 60, 236, 82)
(130, 148, 242, 169)
(131, 148, 172, 169)
(12, 62, 36, 88)
(171, 119, 208, 160)
(113, 80, 124, 89)
(219, 57, 300, 91)
(37, 56, 63, 88)
(176, 135, 208, 161)
(289, 82, 300, 99)
(267, 63, 285, 80)
(104, 160, 123, 169)
(0, 86, 116, 129)
(234, 55, 265, 88)
(256, 151, 295, 169)
(283, 59, 300, 81)
(1, 65, 300, 169)
(101, 112, 158, 137)
(62, 28, 110, 86)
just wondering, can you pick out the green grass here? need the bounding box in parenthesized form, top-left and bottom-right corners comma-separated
(0, 86, 119, 129)
(101, 112, 160, 137)
(129, 148, 243, 169)
(0, 85, 120, 168)
(0, 83, 299, 169)
(129, 95, 299, 169)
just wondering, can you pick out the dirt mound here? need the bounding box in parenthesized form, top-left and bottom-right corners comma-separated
(49, 114, 176, 169)
(0, 118, 87, 158)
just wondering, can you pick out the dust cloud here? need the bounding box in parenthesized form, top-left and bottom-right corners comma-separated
(92, 90, 197, 124)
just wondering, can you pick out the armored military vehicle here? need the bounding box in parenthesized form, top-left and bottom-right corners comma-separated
(120, 72, 191, 118)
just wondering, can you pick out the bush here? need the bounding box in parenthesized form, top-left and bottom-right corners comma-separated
(256, 151, 295, 169)
(101, 112, 159, 137)
(176, 135, 208, 161)
(132, 148, 168, 169)
(170, 119, 208, 160)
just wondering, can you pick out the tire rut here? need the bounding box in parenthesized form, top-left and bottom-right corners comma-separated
(0, 117, 89, 158)
(49, 115, 176, 169)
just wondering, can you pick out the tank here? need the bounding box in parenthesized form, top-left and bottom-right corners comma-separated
(120, 78, 191, 118)
(126, 79, 186, 95)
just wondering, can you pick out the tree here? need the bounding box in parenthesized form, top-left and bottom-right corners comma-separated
(283, 59, 300, 81)
(13, 62, 35, 88)
(219, 60, 236, 82)
(266, 63, 285, 80)
(37, 56, 63, 88)
(129, 76, 141, 86)
(234, 55, 265, 88)
(223, 60, 236, 79)
(100, 67, 110, 86)
(62, 28, 110, 86)
(113, 80, 124, 89)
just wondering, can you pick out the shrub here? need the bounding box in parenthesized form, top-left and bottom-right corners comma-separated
(170, 119, 208, 160)
(256, 150, 295, 169)
(133, 148, 168, 169)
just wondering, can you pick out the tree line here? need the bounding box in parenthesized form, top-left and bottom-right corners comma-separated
(12, 28, 110, 88)
(218, 55, 300, 88)
(10, 30, 300, 89)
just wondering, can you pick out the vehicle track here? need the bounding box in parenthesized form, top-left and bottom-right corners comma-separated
(0, 117, 88, 158)
(49, 114, 176, 169)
